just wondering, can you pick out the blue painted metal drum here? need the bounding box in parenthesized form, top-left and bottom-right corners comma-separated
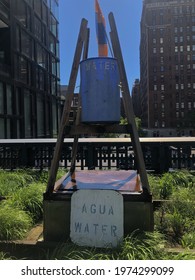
(80, 57, 120, 123)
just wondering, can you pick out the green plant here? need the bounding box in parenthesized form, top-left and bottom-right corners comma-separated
(45, 231, 166, 260)
(7, 183, 45, 223)
(0, 170, 33, 196)
(0, 203, 32, 240)
(181, 232, 195, 249)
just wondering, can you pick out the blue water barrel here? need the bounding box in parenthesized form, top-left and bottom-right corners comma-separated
(80, 57, 120, 123)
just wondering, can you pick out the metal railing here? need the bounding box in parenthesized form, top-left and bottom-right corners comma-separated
(0, 138, 195, 173)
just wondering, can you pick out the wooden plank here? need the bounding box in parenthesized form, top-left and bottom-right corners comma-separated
(46, 19, 88, 195)
(108, 12, 150, 193)
(69, 27, 90, 176)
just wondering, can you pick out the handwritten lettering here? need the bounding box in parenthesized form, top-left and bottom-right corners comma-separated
(74, 222, 117, 236)
(81, 203, 114, 215)
(85, 61, 117, 72)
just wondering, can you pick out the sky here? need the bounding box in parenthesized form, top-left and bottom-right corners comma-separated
(59, 0, 143, 92)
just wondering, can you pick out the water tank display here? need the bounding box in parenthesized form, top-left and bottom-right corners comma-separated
(80, 57, 120, 123)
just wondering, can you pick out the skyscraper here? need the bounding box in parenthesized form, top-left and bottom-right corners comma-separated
(0, 0, 60, 139)
(140, 0, 195, 135)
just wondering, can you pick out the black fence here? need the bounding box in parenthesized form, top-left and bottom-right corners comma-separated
(0, 138, 195, 173)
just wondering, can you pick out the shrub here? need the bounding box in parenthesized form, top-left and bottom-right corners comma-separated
(0, 170, 34, 196)
(7, 183, 45, 223)
(181, 232, 195, 249)
(0, 203, 32, 240)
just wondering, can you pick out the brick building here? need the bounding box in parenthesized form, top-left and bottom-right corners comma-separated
(140, 0, 195, 135)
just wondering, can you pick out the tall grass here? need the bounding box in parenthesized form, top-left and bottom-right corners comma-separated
(0, 203, 32, 240)
(45, 231, 166, 260)
(7, 183, 45, 223)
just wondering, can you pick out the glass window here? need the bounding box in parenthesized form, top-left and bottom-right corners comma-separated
(52, 98, 57, 136)
(6, 85, 12, 115)
(39, 69, 45, 90)
(50, 0, 59, 20)
(16, 26, 21, 52)
(37, 95, 44, 137)
(21, 31, 34, 59)
(36, 44, 47, 69)
(0, 82, 4, 114)
(15, 88, 21, 115)
(34, 16, 42, 40)
(0, 118, 5, 138)
(24, 90, 32, 138)
(42, 3, 48, 23)
(34, 0, 42, 17)
(51, 77, 56, 95)
(50, 15, 57, 37)
(49, 34, 56, 54)
(52, 56, 56, 75)
(15, 0, 26, 27)
(15, 56, 28, 83)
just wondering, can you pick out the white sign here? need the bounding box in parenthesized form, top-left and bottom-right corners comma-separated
(70, 190, 124, 248)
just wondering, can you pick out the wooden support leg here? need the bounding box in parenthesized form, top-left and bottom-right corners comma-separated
(108, 12, 150, 194)
(46, 19, 88, 195)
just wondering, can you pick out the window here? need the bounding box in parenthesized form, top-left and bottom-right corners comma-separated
(161, 85, 164, 91)
(0, 82, 4, 114)
(34, 16, 42, 40)
(37, 95, 44, 137)
(175, 46, 178, 52)
(187, 45, 191, 51)
(180, 46, 183, 52)
(21, 31, 34, 59)
(24, 90, 32, 138)
(188, 102, 192, 110)
(15, 56, 28, 83)
(34, 0, 42, 17)
(154, 85, 157, 91)
(50, 15, 57, 37)
(160, 47, 164, 53)
(51, 0, 59, 20)
(160, 38, 163, 44)
(36, 44, 47, 69)
(6, 85, 12, 115)
(153, 47, 156, 54)
(42, 3, 48, 23)
(174, 36, 178, 43)
(162, 121, 165, 128)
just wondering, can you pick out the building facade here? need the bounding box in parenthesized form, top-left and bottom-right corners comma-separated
(132, 79, 141, 119)
(0, 0, 60, 138)
(140, 0, 195, 135)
